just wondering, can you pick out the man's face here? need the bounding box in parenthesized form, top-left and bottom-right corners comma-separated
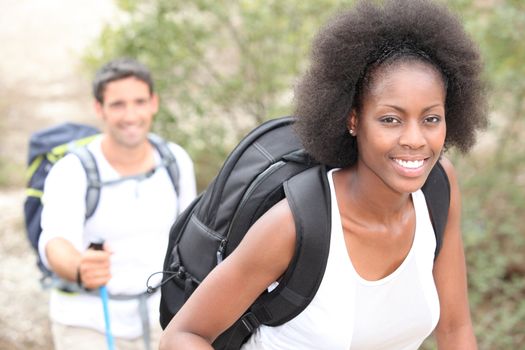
(95, 76, 158, 149)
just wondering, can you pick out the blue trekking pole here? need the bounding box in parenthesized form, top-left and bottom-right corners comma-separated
(89, 240, 115, 350)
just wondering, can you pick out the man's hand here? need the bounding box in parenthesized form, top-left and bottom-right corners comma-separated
(45, 238, 112, 289)
(78, 245, 112, 289)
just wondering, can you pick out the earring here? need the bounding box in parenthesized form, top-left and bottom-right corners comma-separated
(349, 128, 356, 136)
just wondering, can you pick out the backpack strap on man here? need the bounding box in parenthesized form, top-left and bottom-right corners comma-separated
(68, 146, 101, 219)
(67, 134, 179, 220)
(148, 133, 180, 201)
(70, 134, 180, 219)
(421, 160, 451, 259)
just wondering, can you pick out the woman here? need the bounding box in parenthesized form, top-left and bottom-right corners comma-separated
(160, 0, 487, 348)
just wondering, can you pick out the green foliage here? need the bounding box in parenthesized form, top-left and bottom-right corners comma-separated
(85, 0, 351, 189)
(86, 1, 524, 347)
(458, 152, 525, 349)
(446, 2, 525, 348)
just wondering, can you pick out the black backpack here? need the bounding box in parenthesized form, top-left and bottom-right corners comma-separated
(158, 116, 450, 349)
(24, 122, 180, 282)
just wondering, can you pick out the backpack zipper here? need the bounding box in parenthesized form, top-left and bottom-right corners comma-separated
(216, 239, 227, 264)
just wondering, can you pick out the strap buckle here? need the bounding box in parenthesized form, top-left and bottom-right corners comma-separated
(240, 312, 261, 333)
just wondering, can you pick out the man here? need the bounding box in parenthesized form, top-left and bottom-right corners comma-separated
(38, 58, 197, 349)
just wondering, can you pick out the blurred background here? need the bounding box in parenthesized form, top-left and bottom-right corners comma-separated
(0, 0, 523, 349)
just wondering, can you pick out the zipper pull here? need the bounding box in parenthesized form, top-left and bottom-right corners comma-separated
(216, 240, 227, 265)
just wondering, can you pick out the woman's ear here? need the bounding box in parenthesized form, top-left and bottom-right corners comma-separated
(347, 109, 358, 136)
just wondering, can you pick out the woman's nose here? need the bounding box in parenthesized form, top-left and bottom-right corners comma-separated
(399, 122, 425, 149)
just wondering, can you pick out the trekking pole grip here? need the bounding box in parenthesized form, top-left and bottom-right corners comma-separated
(89, 241, 104, 251)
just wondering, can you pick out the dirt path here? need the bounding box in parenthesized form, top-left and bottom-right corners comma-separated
(0, 189, 51, 349)
(0, 1, 117, 348)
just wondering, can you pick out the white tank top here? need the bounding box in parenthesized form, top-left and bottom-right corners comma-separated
(241, 169, 440, 349)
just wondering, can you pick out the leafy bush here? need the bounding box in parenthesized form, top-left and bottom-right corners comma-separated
(84, 0, 347, 189)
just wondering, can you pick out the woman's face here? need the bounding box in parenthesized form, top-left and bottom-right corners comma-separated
(350, 60, 446, 195)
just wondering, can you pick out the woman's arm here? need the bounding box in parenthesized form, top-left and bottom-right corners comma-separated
(433, 157, 477, 349)
(159, 199, 297, 349)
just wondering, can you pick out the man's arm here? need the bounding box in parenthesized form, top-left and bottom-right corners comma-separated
(39, 153, 110, 289)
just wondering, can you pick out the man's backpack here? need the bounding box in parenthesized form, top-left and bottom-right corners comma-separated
(158, 116, 450, 350)
(24, 122, 180, 281)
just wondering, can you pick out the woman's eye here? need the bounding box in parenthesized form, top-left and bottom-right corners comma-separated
(380, 116, 400, 124)
(425, 115, 442, 123)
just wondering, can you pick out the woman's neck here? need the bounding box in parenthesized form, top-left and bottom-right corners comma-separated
(335, 165, 412, 227)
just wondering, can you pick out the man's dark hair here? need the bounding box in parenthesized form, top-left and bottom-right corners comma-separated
(92, 58, 154, 103)
(293, 0, 488, 167)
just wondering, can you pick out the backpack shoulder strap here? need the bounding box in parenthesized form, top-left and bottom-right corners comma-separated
(255, 165, 331, 323)
(421, 160, 451, 259)
(217, 165, 331, 348)
(69, 146, 101, 219)
(148, 134, 180, 204)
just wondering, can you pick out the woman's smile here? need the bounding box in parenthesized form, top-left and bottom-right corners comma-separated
(391, 157, 429, 177)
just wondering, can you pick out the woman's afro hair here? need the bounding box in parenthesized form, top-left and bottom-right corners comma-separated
(293, 0, 488, 167)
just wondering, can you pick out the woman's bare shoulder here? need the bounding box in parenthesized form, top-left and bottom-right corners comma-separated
(233, 198, 297, 276)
